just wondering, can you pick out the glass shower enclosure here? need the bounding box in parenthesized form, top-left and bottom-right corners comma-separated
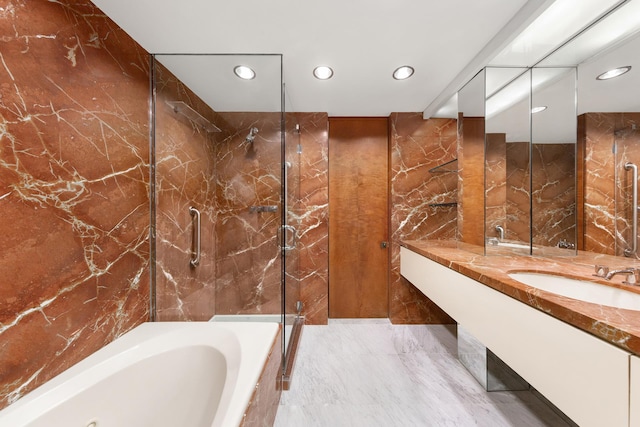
(150, 53, 301, 379)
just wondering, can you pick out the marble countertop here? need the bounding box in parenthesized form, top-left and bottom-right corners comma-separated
(402, 239, 640, 356)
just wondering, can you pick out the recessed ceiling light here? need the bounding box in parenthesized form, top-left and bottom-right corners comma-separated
(531, 106, 547, 114)
(313, 66, 333, 80)
(393, 65, 414, 80)
(234, 65, 256, 80)
(596, 66, 631, 80)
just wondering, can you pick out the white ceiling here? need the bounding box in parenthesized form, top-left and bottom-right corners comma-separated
(91, 0, 541, 116)
(91, 0, 639, 118)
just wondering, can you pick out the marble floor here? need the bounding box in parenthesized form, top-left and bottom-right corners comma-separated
(274, 319, 574, 427)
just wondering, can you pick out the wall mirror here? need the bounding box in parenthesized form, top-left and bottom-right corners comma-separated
(539, 0, 640, 258)
(460, 0, 640, 257)
(456, 69, 486, 255)
(484, 67, 532, 256)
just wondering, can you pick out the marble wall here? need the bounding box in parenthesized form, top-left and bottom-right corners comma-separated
(289, 113, 329, 325)
(389, 113, 457, 324)
(458, 116, 486, 250)
(241, 328, 283, 427)
(485, 133, 507, 240)
(0, 0, 150, 409)
(214, 112, 283, 316)
(289, 113, 460, 325)
(531, 143, 575, 248)
(579, 112, 640, 255)
(486, 138, 575, 247)
(154, 61, 218, 321)
(506, 142, 531, 243)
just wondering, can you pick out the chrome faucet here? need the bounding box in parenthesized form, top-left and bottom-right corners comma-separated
(495, 225, 505, 241)
(603, 267, 640, 285)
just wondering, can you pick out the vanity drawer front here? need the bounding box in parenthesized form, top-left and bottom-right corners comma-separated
(401, 247, 630, 427)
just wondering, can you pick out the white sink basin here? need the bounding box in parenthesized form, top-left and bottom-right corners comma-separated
(508, 272, 640, 311)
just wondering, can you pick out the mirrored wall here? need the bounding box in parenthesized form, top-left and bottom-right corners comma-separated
(456, 0, 640, 258)
(456, 65, 578, 257)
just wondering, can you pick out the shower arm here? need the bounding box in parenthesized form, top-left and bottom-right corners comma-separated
(625, 162, 638, 257)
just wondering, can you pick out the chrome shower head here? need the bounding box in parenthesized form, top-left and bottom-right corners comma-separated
(244, 127, 259, 144)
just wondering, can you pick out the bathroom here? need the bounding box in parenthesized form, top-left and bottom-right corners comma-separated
(1, 0, 639, 426)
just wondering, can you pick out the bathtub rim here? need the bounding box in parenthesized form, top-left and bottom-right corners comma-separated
(0, 321, 280, 427)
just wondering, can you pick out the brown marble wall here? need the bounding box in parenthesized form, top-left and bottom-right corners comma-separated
(241, 327, 283, 427)
(485, 133, 507, 240)
(531, 143, 576, 248)
(0, 0, 150, 409)
(389, 113, 456, 324)
(458, 116, 486, 250)
(153, 62, 218, 321)
(579, 112, 640, 256)
(214, 113, 283, 315)
(506, 142, 531, 243)
(289, 113, 329, 325)
(501, 142, 575, 247)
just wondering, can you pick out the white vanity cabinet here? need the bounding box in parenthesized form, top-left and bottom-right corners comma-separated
(632, 356, 640, 427)
(400, 247, 631, 427)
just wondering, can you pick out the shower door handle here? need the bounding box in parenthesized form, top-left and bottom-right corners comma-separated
(625, 162, 638, 257)
(189, 206, 201, 267)
(280, 225, 297, 251)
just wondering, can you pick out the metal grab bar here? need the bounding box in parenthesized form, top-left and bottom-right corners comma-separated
(189, 206, 201, 267)
(625, 162, 638, 257)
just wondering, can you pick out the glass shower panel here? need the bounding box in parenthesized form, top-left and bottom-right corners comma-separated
(283, 115, 301, 360)
(151, 54, 286, 327)
(615, 119, 640, 258)
(152, 59, 219, 321)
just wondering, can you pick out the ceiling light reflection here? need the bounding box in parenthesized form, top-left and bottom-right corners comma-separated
(596, 66, 631, 80)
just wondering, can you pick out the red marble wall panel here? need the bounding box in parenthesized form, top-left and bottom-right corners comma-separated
(290, 113, 329, 325)
(485, 133, 507, 240)
(506, 142, 531, 243)
(502, 142, 575, 249)
(241, 327, 283, 427)
(214, 113, 283, 315)
(579, 112, 640, 256)
(153, 62, 218, 321)
(614, 114, 640, 258)
(580, 113, 617, 253)
(458, 116, 486, 250)
(0, 0, 150, 409)
(283, 116, 301, 317)
(531, 143, 576, 248)
(389, 113, 456, 324)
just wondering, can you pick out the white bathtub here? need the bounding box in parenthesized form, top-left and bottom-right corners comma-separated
(0, 321, 279, 427)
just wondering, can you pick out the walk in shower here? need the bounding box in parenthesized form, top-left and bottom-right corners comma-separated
(150, 54, 302, 380)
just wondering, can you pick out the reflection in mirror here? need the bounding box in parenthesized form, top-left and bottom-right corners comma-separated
(572, 25, 640, 258)
(531, 68, 577, 256)
(457, 69, 486, 255)
(484, 68, 531, 255)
